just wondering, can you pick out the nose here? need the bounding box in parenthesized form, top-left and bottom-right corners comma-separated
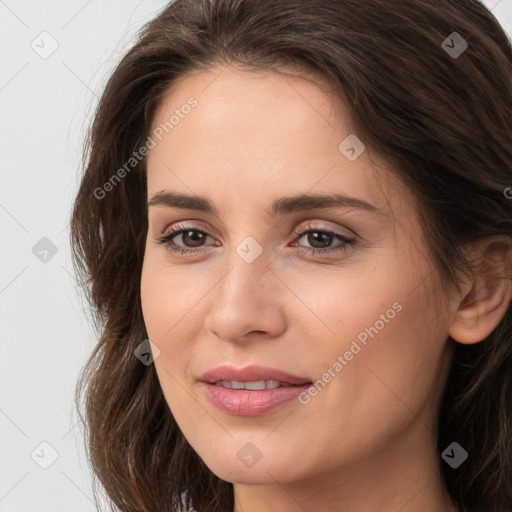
(203, 247, 287, 344)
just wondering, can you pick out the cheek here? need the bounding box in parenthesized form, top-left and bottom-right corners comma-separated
(334, 286, 447, 426)
(294, 271, 401, 362)
(140, 263, 196, 419)
(311, 264, 443, 414)
(140, 253, 204, 340)
(140, 255, 210, 402)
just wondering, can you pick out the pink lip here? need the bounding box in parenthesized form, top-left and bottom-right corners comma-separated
(199, 365, 312, 416)
(200, 364, 311, 385)
(201, 383, 311, 416)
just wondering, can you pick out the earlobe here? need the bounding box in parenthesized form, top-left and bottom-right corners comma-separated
(448, 235, 512, 345)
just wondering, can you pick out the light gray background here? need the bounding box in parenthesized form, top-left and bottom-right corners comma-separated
(1, 1, 511, 510)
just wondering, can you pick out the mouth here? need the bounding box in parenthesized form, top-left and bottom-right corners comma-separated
(213, 379, 303, 390)
(200, 364, 312, 386)
(199, 365, 313, 416)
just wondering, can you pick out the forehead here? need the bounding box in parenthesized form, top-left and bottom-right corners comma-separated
(146, 65, 407, 219)
(148, 65, 351, 158)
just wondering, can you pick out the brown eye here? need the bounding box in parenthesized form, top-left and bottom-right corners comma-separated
(155, 223, 216, 255)
(176, 230, 208, 247)
(292, 226, 357, 255)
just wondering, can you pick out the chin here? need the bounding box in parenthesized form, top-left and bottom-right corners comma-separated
(213, 464, 296, 485)
(198, 445, 304, 485)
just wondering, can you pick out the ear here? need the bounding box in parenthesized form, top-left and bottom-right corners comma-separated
(449, 235, 512, 344)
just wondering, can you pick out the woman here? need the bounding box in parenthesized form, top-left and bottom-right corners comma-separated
(70, 0, 512, 511)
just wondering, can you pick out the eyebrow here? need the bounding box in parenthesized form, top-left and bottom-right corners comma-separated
(147, 191, 385, 216)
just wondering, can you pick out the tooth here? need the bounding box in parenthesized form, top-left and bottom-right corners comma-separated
(214, 380, 292, 390)
(244, 380, 267, 390)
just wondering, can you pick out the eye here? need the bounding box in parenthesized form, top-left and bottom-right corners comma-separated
(155, 223, 216, 255)
(154, 222, 357, 256)
(291, 224, 357, 255)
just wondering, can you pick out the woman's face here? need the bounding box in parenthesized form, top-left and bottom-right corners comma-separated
(141, 65, 457, 485)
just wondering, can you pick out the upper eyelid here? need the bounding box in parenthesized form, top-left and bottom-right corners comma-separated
(152, 208, 359, 235)
(161, 221, 354, 241)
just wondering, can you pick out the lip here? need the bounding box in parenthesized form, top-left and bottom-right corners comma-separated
(201, 383, 312, 416)
(200, 364, 311, 386)
(199, 365, 312, 416)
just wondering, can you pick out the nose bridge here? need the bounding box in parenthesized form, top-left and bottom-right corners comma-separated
(217, 238, 271, 305)
(216, 208, 271, 293)
(204, 238, 284, 341)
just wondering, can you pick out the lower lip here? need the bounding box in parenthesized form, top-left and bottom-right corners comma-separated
(201, 382, 312, 416)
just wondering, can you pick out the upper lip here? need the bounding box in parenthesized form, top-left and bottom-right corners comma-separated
(200, 364, 312, 386)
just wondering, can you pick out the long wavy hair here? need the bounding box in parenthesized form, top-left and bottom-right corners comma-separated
(70, 0, 512, 510)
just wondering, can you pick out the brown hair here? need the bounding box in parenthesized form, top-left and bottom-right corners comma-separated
(70, 1, 512, 511)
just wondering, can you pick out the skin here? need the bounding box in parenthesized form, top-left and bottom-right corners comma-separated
(140, 64, 512, 512)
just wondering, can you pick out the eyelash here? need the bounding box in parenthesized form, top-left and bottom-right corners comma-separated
(155, 222, 357, 256)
